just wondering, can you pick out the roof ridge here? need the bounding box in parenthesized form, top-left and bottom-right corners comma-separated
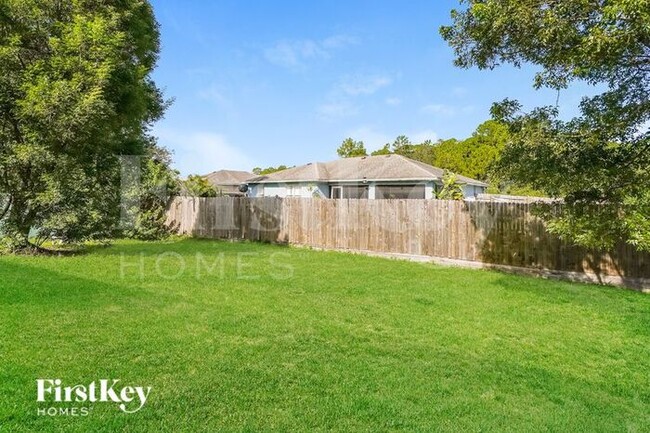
(310, 161, 328, 180)
(393, 154, 441, 178)
(245, 155, 487, 186)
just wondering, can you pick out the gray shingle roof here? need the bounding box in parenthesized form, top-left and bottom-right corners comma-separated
(204, 170, 254, 194)
(205, 169, 254, 185)
(246, 155, 487, 186)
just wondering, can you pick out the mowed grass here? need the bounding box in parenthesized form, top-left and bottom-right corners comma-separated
(1, 239, 649, 432)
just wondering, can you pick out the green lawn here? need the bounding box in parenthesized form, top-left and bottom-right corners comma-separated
(1, 239, 649, 432)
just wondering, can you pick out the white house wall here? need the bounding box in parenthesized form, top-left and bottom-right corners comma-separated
(248, 182, 328, 198)
(312, 183, 329, 198)
(262, 184, 288, 197)
(248, 181, 485, 199)
(462, 184, 485, 198)
(424, 181, 436, 199)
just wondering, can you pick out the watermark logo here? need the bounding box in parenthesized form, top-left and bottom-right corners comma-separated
(119, 251, 295, 281)
(36, 379, 151, 416)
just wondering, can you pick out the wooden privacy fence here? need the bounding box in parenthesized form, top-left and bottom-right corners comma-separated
(166, 197, 650, 288)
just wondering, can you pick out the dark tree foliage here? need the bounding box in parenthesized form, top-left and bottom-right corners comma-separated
(363, 121, 515, 192)
(0, 0, 169, 250)
(337, 138, 368, 158)
(252, 165, 292, 175)
(370, 144, 391, 156)
(441, 0, 650, 250)
(125, 145, 180, 241)
(183, 175, 218, 198)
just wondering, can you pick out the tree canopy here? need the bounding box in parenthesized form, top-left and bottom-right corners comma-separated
(431, 120, 508, 182)
(183, 175, 218, 197)
(370, 144, 391, 156)
(0, 0, 168, 250)
(441, 0, 650, 251)
(337, 138, 368, 158)
(359, 120, 513, 191)
(252, 165, 292, 175)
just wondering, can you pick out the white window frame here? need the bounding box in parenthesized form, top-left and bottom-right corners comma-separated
(286, 185, 301, 197)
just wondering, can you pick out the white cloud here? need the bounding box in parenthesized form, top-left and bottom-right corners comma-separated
(264, 34, 357, 69)
(264, 40, 324, 69)
(338, 74, 392, 96)
(451, 86, 468, 98)
(322, 34, 359, 49)
(155, 128, 256, 176)
(317, 101, 359, 119)
(317, 73, 392, 120)
(421, 104, 456, 116)
(634, 120, 650, 138)
(461, 105, 476, 114)
(197, 84, 230, 108)
(385, 97, 401, 106)
(421, 103, 476, 116)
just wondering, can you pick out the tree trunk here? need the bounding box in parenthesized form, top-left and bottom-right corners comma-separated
(1, 196, 34, 252)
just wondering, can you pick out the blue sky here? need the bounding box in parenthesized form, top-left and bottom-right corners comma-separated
(150, 0, 596, 176)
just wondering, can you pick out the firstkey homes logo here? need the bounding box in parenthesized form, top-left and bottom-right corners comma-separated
(36, 379, 152, 416)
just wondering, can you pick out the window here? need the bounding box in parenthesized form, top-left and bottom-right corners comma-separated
(342, 185, 369, 199)
(330, 185, 368, 199)
(376, 184, 425, 199)
(286, 185, 302, 197)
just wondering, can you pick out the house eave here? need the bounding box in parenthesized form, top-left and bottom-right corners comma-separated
(247, 178, 487, 187)
(247, 179, 328, 184)
(248, 178, 440, 184)
(328, 178, 438, 183)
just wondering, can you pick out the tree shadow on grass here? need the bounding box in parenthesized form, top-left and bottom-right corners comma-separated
(487, 271, 650, 337)
(0, 258, 166, 308)
(89, 237, 291, 259)
(2, 258, 649, 431)
(0, 260, 189, 432)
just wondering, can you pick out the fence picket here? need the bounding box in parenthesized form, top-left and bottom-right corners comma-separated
(165, 197, 650, 282)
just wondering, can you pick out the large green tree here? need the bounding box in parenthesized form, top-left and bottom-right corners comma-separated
(391, 135, 413, 158)
(367, 123, 511, 190)
(337, 138, 368, 158)
(123, 145, 180, 241)
(431, 120, 527, 193)
(370, 144, 391, 156)
(183, 175, 218, 197)
(0, 0, 166, 250)
(441, 0, 650, 251)
(252, 165, 292, 175)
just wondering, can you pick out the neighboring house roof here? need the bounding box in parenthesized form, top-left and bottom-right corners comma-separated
(204, 169, 254, 194)
(246, 155, 488, 187)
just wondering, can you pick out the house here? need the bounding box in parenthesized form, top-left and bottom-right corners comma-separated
(244, 155, 487, 199)
(204, 169, 254, 196)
